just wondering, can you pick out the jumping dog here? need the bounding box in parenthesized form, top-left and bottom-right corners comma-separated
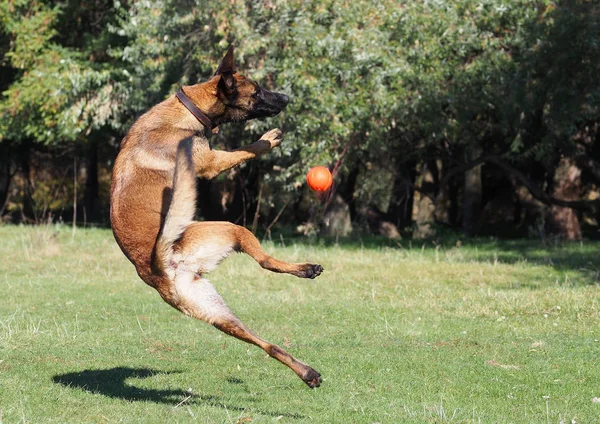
(110, 47, 323, 388)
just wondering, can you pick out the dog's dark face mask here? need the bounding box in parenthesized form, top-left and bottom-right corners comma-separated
(247, 85, 290, 118)
(213, 47, 290, 123)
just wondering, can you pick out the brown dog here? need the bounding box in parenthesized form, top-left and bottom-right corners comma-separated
(110, 47, 323, 388)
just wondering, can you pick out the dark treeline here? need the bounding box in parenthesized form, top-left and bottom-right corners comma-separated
(1, 0, 598, 240)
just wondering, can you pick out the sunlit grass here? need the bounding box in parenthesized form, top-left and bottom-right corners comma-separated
(0, 224, 599, 423)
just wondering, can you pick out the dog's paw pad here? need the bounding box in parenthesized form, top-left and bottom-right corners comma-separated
(302, 264, 323, 279)
(260, 128, 283, 148)
(303, 369, 322, 388)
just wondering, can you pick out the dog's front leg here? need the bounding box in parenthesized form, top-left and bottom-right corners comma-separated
(195, 128, 283, 179)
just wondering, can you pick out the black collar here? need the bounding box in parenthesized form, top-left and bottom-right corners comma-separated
(176, 88, 219, 133)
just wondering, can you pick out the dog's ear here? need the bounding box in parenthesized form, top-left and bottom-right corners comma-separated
(215, 46, 236, 94)
(214, 46, 236, 76)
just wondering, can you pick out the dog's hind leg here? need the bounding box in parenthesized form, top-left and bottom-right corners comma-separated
(212, 311, 322, 388)
(178, 221, 324, 279)
(155, 221, 323, 387)
(156, 271, 322, 388)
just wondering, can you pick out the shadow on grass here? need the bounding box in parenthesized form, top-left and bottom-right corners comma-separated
(52, 367, 305, 419)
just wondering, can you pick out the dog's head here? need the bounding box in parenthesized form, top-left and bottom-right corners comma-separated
(210, 46, 289, 123)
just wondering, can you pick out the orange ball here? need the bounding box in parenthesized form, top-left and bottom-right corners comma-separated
(306, 166, 333, 192)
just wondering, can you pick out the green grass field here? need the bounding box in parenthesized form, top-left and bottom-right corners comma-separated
(0, 225, 599, 423)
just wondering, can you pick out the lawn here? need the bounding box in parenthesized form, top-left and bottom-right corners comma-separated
(0, 225, 599, 423)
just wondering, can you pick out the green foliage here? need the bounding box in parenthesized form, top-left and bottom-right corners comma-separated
(1, 0, 598, 230)
(4, 0, 597, 162)
(0, 0, 118, 145)
(103, 0, 412, 182)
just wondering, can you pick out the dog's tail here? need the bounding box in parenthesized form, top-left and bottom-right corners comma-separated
(153, 139, 197, 272)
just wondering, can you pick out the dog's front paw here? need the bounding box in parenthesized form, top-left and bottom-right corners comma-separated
(257, 128, 283, 151)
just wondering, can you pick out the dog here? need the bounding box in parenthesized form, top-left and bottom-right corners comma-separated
(110, 47, 323, 388)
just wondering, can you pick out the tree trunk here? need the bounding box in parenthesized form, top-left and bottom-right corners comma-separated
(83, 140, 100, 224)
(19, 143, 36, 222)
(412, 161, 436, 239)
(219, 168, 245, 223)
(547, 158, 583, 240)
(196, 178, 215, 220)
(321, 194, 352, 237)
(0, 144, 12, 215)
(434, 159, 452, 225)
(338, 164, 360, 221)
(387, 160, 416, 230)
(463, 147, 482, 235)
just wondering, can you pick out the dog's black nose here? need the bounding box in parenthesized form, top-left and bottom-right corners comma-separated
(280, 94, 290, 106)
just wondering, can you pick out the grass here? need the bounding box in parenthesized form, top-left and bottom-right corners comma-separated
(0, 224, 599, 423)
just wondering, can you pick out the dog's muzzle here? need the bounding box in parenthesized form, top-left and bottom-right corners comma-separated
(253, 90, 290, 117)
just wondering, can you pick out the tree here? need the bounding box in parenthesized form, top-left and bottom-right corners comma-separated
(0, 0, 124, 222)
(1, 0, 598, 240)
